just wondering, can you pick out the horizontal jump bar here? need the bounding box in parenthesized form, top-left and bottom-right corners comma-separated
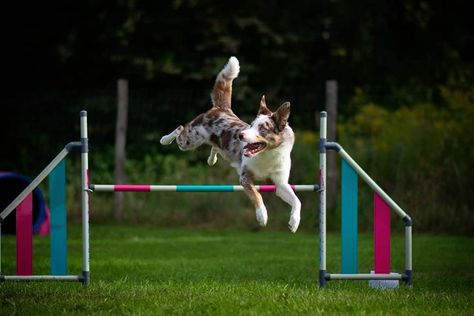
(328, 273, 403, 280)
(89, 184, 320, 192)
(1, 275, 82, 282)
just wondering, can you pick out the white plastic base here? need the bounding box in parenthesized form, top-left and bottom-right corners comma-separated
(368, 271, 400, 289)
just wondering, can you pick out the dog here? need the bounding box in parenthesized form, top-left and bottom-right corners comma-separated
(160, 57, 301, 233)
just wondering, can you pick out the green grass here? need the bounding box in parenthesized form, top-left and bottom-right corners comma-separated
(1, 225, 473, 315)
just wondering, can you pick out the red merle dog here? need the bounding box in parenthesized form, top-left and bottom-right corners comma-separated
(161, 57, 301, 232)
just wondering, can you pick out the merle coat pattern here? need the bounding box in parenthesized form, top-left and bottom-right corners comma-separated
(160, 57, 301, 232)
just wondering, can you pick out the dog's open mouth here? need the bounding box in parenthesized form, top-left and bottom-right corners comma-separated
(243, 142, 267, 157)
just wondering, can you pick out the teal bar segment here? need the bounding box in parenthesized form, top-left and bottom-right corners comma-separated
(176, 185, 235, 192)
(341, 159, 358, 274)
(49, 159, 67, 275)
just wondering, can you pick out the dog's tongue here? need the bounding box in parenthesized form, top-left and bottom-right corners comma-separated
(244, 143, 263, 157)
(245, 143, 260, 151)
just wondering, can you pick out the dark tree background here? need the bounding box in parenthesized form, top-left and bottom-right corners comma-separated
(5, 1, 472, 93)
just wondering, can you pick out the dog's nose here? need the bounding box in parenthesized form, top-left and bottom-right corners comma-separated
(239, 132, 245, 140)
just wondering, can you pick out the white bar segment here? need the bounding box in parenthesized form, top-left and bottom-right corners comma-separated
(338, 148, 408, 219)
(4, 275, 82, 281)
(151, 185, 177, 191)
(92, 185, 118, 191)
(0, 148, 69, 221)
(290, 185, 316, 191)
(329, 273, 402, 280)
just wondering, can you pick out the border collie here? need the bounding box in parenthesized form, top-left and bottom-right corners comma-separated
(160, 57, 301, 232)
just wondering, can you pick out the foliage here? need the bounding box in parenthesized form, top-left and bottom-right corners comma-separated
(53, 85, 473, 235)
(338, 86, 474, 234)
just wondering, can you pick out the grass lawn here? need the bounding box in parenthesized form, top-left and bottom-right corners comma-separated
(1, 225, 473, 315)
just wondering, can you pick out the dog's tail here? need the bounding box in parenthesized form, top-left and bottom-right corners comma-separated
(211, 56, 240, 109)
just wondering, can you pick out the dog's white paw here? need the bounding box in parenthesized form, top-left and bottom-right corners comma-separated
(288, 213, 300, 233)
(256, 206, 268, 227)
(160, 134, 175, 145)
(160, 126, 184, 145)
(207, 154, 217, 166)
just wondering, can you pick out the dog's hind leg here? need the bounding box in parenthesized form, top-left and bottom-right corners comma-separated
(162, 123, 207, 151)
(240, 170, 268, 227)
(207, 147, 218, 166)
(160, 126, 184, 145)
(175, 125, 207, 151)
(274, 181, 301, 233)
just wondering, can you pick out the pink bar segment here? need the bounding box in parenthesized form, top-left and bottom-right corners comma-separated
(114, 185, 151, 192)
(16, 193, 33, 275)
(258, 185, 297, 192)
(374, 193, 391, 274)
(258, 185, 277, 192)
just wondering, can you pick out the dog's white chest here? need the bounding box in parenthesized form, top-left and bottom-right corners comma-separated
(243, 148, 291, 180)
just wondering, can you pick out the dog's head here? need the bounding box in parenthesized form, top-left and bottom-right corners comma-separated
(239, 95, 291, 158)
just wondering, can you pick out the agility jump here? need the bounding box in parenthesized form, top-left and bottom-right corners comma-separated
(0, 110, 413, 287)
(0, 111, 90, 285)
(318, 111, 413, 287)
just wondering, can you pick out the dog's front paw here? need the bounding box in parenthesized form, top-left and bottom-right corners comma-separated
(288, 213, 300, 233)
(256, 206, 268, 227)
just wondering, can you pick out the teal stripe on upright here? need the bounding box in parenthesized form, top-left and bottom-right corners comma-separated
(341, 159, 358, 274)
(176, 185, 235, 192)
(49, 159, 67, 275)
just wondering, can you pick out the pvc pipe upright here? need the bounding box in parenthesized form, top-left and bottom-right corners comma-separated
(319, 111, 327, 287)
(405, 225, 413, 284)
(80, 111, 90, 286)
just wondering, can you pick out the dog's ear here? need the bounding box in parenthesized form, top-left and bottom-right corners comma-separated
(258, 95, 272, 116)
(272, 102, 291, 131)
